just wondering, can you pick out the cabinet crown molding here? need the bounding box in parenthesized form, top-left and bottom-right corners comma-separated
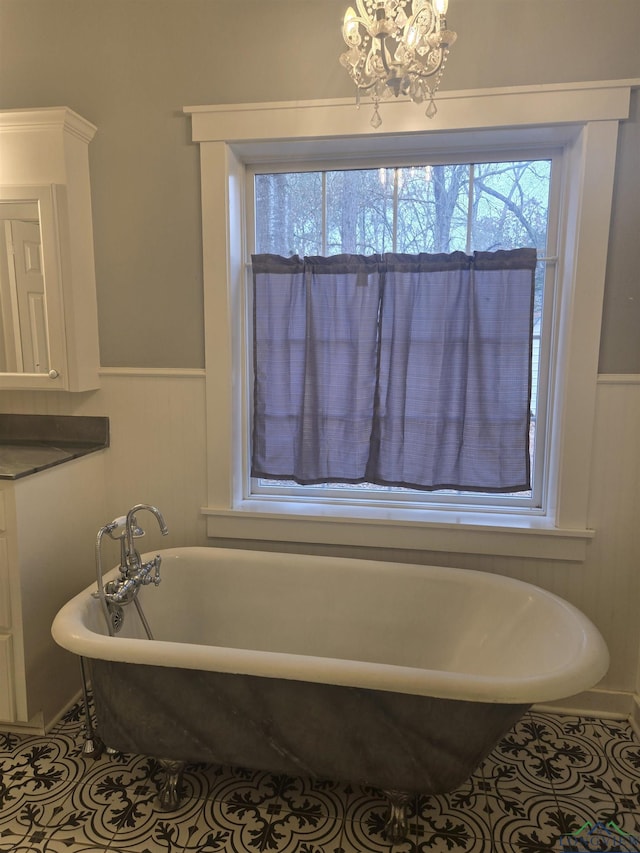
(0, 107, 97, 144)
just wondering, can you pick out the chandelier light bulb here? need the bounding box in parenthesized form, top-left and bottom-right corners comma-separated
(339, 0, 456, 127)
(343, 6, 359, 40)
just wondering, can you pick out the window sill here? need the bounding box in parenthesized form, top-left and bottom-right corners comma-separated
(202, 500, 593, 561)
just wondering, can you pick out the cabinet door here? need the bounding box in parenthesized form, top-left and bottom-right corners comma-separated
(0, 633, 16, 721)
(0, 535, 11, 631)
(0, 517, 10, 630)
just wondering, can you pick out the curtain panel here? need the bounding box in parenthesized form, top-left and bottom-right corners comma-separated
(251, 249, 536, 492)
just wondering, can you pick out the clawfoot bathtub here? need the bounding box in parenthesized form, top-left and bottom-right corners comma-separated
(52, 547, 609, 842)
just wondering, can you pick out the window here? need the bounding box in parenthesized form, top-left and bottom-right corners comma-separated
(253, 161, 551, 257)
(250, 158, 554, 512)
(186, 81, 629, 559)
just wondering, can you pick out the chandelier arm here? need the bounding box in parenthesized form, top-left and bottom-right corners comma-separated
(407, 4, 437, 36)
(364, 49, 382, 85)
(355, 0, 372, 26)
(379, 39, 393, 75)
(420, 46, 446, 79)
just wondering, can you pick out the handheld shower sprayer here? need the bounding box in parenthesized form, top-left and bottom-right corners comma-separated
(105, 514, 145, 574)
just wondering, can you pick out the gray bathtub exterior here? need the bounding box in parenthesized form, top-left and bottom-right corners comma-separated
(89, 657, 529, 795)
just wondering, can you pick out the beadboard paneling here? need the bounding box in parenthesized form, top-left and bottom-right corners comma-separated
(0, 370, 209, 550)
(0, 372, 638, 704)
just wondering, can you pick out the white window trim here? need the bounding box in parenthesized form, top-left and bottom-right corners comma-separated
(185, 79, 639, 561)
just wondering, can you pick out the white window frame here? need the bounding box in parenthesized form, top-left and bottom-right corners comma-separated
(185, 80, 636, 561)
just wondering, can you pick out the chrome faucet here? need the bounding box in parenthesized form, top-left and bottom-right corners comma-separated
(94, 504, 169, 636)
(125, 503, 169, 574)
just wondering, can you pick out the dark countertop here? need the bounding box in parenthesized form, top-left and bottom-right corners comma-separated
(0, 414, 109, 480)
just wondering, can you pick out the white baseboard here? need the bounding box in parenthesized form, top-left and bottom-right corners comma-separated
(532, 687, 634, 720)
(0, 709, 45, 736)
(43, 689, 85, 734)
(0, 689, 85, 737)
(631, 693, 640, 740)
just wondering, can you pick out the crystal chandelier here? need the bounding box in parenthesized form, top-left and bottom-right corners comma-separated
(339, 0, 457, 128)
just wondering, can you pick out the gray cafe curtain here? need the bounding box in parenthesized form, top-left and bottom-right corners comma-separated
(251, 248, 536, 492)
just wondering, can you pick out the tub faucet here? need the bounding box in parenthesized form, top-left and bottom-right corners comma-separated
(94, 504, 169, 638)
(125, 504, 169, 575)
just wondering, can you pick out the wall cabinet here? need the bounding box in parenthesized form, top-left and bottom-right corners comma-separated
(0, 108, 100, 391)
(0, 452, 106, 732)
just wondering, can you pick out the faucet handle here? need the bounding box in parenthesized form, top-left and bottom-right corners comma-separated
(151, 554, 162, 586)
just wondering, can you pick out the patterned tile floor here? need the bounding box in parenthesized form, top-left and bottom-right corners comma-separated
(0, 702, 639, 853)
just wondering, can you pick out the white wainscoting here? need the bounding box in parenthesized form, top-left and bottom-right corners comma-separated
(0, 369, 210, 550)
(0, 370, 638, 716)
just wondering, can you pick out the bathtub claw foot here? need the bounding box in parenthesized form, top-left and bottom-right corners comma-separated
(156, 759, 185, 811)
(82, 734, 105, 759)
(382, 789, 412, 843)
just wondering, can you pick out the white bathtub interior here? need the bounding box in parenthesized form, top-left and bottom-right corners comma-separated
(53, 547, 609, 705)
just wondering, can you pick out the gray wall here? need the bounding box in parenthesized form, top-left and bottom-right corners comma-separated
(1, 0, 639, 371)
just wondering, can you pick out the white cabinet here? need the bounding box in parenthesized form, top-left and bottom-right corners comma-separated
(0, 452, 106, 731)
(0, 108, 100, 391)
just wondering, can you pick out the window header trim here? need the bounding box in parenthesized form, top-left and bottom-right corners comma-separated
(185, 79, 638, 145)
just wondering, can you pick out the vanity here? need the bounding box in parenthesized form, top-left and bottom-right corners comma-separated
(0, 414, 109, 732)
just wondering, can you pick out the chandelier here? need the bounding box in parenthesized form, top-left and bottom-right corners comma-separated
(339, 0, 457, 128)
